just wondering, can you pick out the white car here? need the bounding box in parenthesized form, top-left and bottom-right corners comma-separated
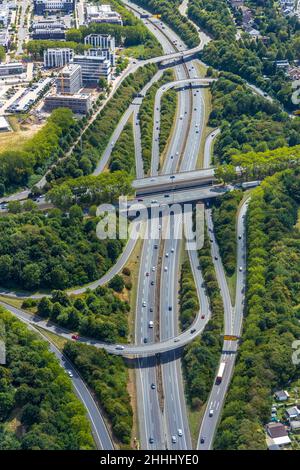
(239, 266, 243, 272)
(165, 253, 169, 258)
(171, 435, 177, 444)
(209, 409, 214, 417)
(178, 429, 183, 437)
(115, 345, 125, 350)
(171, 248, 175, 253)
(164, 266, 168, 272)
(68, 371, 73, 378)
(152, 266, 156, 272)
(142, 301, 147, 307)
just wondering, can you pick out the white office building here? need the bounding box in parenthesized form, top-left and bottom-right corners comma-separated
(56, 63, 82, 94)
(84, 34, 115, 65)
(44, 48, 74, 68)
(73, 54, 111, 86)
(0, 62, 24, 76)
(86, 4, 123, 26)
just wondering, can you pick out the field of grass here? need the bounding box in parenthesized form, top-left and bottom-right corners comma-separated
(0, 115, 44, 153)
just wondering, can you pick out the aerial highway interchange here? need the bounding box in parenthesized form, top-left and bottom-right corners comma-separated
(0, 0, 253, 452)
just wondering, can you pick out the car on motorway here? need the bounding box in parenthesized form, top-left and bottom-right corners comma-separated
(146, 272, 149, 277)
(149, 437, 154, 444)
(165, 252, 169, 257)
(148, 321, 154, 328)
(201, 314, 205, 319)
(71, 334, 79, 340)
(151, 280, 155, 286)
(151, 383, 156, 389)
(178, 429, 183, 437)
(174, 338, 180, 342)
(164, 266, 168, 272)
(168, 306, 172, 311)
(200, 437, 205, 444)
(152, 266, 156, 272)
(171, 248, 174, 253)
(151, 199, 158, 204)
(143, 337, 148, 343)
(238, 235, 242, 239)
(209, 409, 214, 417)
(115, 345, 125, 350)
(142, 301, 147, 307)
(171, 436, 177, 444)
(239, 266, 243, 272)
(154, 244, 158, 249)
(190, 328, 196, 334)
(149, 307, 153, 313)
(214, 256, 218, 260)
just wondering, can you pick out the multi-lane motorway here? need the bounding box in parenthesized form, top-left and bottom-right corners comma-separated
(0, 0, 251, 452)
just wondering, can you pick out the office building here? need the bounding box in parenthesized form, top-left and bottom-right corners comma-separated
(0, 29, 9, 50)
(32, 19, 66, 40)
(44, 94, 91, 114)
(56, 63, 82, 94)
(86, 4, 123, 26)
(33, 0, 75, 15)
(44, 48, 74, 68)
(84, 34, 115, 65)
(0, 62, 24, 76)
(32, 28, 65, 40)
(86, 47, 115, 66)
(84, 33, 115, 50)
(73, 54, 111, 86)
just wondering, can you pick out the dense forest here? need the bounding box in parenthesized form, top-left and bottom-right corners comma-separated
(46, 170, 133, 209)
(34, 286, 129, 343)
(63, 341, 133, 446)
(190, 0, 300, 108)
(109, 122, 135, 175)
(212, 190, 243, 276)
(179, 258, 199, 331)
(215, 169, 300, 449)
(0, 208, 124, 291)
(209, 73, 300, 164)
(0, 108, 76, 195)
(139, 69, 177, 173)
(0, 308, 94, 450)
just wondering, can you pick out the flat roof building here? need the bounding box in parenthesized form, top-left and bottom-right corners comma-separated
(84, 34, 115, 65)
(44, 94, 91, 114)
(32, 28, 65, 40)
(56, 63, 82, 94)
(33, 0, 75, 15)
(86, 4, 123, 26)
(0, 62, 24, 76)
(73, 54, 111, 86)
(0, 28, 9, 50)
(44, 48, 74, 68)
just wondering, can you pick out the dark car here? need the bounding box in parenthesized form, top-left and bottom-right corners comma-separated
(200, 437, 205, 444)
(149, 437, 154, 444)
(144, 337, 148, 343)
